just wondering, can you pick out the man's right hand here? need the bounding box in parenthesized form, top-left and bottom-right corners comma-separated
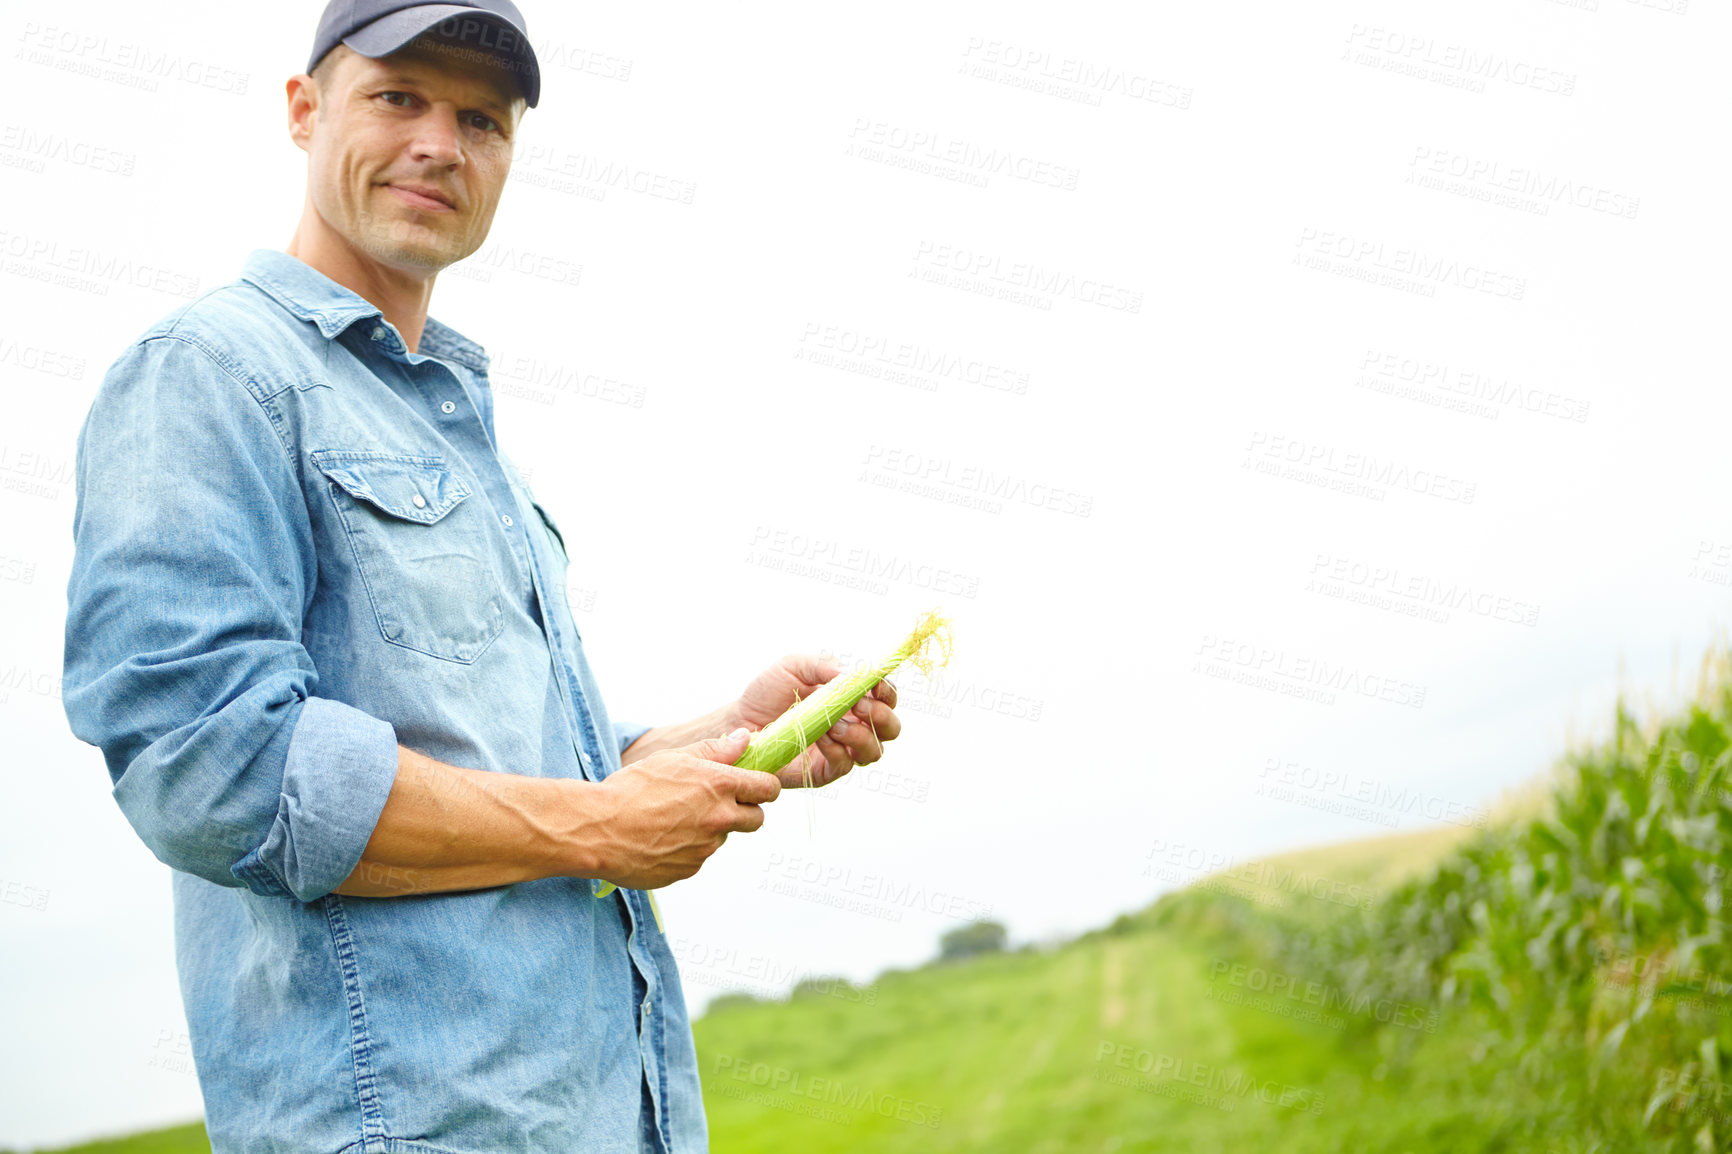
(587, 728, 780, 890)
(334, 729, 780, 899)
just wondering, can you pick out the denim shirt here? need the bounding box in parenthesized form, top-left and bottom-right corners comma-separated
(61, 249, 704, 1154)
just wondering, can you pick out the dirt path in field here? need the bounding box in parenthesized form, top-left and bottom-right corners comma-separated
(1101, 941, 1126, 1029)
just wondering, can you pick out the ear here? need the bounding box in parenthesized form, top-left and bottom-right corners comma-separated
(286, 73, 317, 154)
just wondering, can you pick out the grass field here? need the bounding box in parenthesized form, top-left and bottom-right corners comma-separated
(1, 818, 1555, 1154)
(4, 1125, 210, 1154)
(15, 907, 1579, 1153)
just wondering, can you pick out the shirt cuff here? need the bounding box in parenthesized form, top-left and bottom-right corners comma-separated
(614, 721, 653, 760)
(230, 697, 399, 902)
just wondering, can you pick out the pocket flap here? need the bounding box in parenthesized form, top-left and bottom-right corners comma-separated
(310, 450, 472, 523)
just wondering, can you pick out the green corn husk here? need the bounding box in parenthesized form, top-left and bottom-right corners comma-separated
(593, 609, 953, 900)
(735, 608, 953, 776)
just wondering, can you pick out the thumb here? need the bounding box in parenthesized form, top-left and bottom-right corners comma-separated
(693, 726, 754, 766)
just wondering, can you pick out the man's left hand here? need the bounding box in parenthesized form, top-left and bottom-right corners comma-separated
(728, 655, 903, 789)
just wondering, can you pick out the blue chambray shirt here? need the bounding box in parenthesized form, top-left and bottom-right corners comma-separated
(61, 249, 704, 1153)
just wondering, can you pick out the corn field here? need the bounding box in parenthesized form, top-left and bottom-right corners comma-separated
(1172, 651, 1732, 1149)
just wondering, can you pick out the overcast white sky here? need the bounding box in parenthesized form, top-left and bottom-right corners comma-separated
(2, 0, 1727, 1145)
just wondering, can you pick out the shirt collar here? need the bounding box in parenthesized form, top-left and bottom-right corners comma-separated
(240, 248, 491, 373)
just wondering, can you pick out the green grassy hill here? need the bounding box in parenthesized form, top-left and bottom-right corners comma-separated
(2, 1126, 210, 1154)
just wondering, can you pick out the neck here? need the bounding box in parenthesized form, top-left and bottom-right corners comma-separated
(285, 207, 436, 355)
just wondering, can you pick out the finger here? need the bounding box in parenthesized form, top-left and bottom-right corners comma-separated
(691, 726, 754, 766)
(788, 743, 825, 785)
(815, 735, 856, 780)
(869, 678, 897, 709)
(774, 744, 823, 788)
(729, 766, 782, 805)
(784, 653, 841, 689)
(730, 802, 766, 834)
(786, 742, 840, 788)
(837, 700, 900, 744)
(835, 723, 884, 766)
(815, 719, 852, 757)
(854, 700, 901, 743)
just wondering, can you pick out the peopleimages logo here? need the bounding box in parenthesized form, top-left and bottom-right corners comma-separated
(1092, 1042, 1326, 1115)
(1194, 633, 1428, 710)
(1208, 960, 1439, 1033)
(861, 444, 1094, 518)
(1258, 756, 1489, 830)
(1356, 349, 1591, 424)
(15, 22, 250, 95)
(745, 525, 982, 599)
(1244, 431, 1477, 505)
(910, 241, 1144, 313)
(711, 1055, 944, 1128)
(0, 230, 200, 299)
(1306, 553, 1540, 628)
(432, 16, 529, 54)
(1294, 228, 1526, 301)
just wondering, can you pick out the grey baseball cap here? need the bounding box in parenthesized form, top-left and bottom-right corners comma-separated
(308, 0, 540, 108)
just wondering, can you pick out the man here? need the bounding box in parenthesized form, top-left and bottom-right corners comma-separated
(59, 2, 901, 1150)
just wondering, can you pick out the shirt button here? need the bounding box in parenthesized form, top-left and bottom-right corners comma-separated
(371, 327, 385, 341)
(501, 514, 514, 527)
(412, 493, 426, 508)
(441, 400, 456, 414)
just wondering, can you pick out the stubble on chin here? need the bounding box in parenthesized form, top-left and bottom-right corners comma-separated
(359, 210, 472, 272)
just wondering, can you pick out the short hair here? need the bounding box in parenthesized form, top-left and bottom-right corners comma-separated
(308, 43, 351, 103)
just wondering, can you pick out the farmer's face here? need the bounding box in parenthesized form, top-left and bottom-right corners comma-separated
(298, 40, 523, 272)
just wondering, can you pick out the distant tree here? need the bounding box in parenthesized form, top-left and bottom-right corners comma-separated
(791, 975, 874, 1004)
(938, 919, 1009, 962)
(705, 991, 768, 1014)
(791, 975, 849, 999)
(1106, 913, 1140, 937)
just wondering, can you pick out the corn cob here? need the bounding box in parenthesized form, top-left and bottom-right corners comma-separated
(594, 609, 952, 900)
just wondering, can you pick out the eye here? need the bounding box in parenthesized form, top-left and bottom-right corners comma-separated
(465, 112, 503, 133)
(378, 91, 414, 107)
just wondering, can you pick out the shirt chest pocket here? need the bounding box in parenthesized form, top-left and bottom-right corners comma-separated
(311, 450, 505, 664)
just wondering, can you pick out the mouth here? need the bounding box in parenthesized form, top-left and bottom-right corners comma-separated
(382, 183, 457, 212)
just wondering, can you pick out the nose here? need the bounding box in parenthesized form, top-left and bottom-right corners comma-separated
(408, 107, 464, 169)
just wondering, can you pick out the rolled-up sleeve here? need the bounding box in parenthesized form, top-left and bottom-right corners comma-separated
(614, 721, 653, 759)
(62, 332, 399, 902)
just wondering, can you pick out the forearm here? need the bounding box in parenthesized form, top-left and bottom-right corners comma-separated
(335, 745, 611, 897)
(620, 703, 738, 766)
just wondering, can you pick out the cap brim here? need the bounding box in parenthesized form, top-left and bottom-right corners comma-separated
(342, 5, 539, 108)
